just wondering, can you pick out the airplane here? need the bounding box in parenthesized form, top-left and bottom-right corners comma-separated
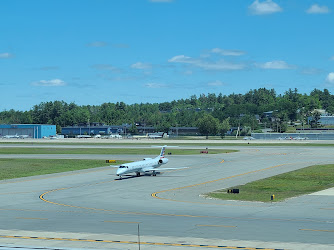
(76, 135, 92, 139)
(111, 145, 182, 179)
(109, 134, 122, 139)
(3, 134, 20, 139)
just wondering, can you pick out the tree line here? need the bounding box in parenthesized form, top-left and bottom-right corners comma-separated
(1, 88, 333, 134)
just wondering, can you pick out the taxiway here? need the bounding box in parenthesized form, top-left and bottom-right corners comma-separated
(0, 144, 333, 249)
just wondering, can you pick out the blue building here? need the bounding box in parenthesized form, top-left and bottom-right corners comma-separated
(0, 124, 56, 139)
(62, 124, 113, 136)
(318, 116, 334, 125)
(61, 123, 132, 136)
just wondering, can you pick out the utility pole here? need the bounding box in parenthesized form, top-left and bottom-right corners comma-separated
(138, 223, 141, 250)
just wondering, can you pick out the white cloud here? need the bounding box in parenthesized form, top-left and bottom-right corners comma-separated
(248, 0, 282, 15)
(0, 52, 14, 58)
(144, 82, 167, 88)
(207, 80, 225, 86)
(256, 60, 294, 69)
(131, 62, 152, 70)
(326, 73, 334, 83)
(168, 55, 245, 71)
(306, 4, 330, 14)
(86, 41, 108, 47)
(32, 79, 66, 87)
(211, 48, 245, 56)
(197, 60, 245, 70)
(168, 55, 199, 64)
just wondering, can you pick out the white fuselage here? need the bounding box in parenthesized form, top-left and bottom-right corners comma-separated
(116, 156, 168, 176)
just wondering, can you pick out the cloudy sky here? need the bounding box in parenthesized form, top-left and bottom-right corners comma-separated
(1, 0, 333, 110)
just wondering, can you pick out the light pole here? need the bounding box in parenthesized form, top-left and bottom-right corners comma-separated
(137, 223, 141, 250)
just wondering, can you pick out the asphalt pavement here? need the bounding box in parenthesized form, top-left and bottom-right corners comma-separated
(0, 143, 333, 249)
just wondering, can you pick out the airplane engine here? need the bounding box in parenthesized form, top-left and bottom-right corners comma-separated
(158, 158, 168, 164)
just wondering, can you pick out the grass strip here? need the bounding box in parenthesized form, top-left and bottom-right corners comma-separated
(0, 158, 127, 181)
(0, 148, 237, 155)
(207, 164, 334, 202)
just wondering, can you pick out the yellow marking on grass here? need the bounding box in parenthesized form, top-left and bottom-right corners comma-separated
(220, 159, 225, 163)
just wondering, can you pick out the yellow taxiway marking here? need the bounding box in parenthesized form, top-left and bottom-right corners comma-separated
(104, 220, 140, 224)
(0, 235, 282, 249)
(220, 159, 225, 163)
(152, 163, 287, 201)
(39, 189, 209, 218)
(16, 217, 48, 220)
(197, 224, 236, 228)
(39, 163, 290, 218)
(300, 229, 334, 233)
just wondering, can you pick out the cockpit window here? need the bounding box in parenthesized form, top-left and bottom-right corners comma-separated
(119, 166, 128, 168)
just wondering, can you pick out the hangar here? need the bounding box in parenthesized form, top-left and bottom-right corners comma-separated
(0, 124, 56, 139)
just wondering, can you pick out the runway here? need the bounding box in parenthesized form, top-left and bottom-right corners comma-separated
(0, 145, 334, 249)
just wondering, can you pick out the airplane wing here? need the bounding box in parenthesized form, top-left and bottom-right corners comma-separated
(143, 167, 188, 172)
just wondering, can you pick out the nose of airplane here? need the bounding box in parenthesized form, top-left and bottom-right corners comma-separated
(117, 168, 126, 175)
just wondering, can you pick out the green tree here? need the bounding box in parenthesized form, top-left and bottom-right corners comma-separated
(219, 117, 230, 139)
(197, 114, 219, 139)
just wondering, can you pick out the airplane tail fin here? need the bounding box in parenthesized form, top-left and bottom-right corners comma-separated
(160, 145, 167, 158)
(152, 145, 177, 159)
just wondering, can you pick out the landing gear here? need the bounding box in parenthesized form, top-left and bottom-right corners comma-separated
(119, 175, 122, 180)
(152, 171, 156, 176)
(136, 172, 140, 177)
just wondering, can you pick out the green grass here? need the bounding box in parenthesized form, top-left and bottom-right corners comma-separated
(208, 164, 334, 202)
(0, 158, 127, 180)
(0, 147, 237, 155)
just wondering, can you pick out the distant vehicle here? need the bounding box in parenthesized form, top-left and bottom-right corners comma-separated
(110, 145, 184, 180)
(50, 135, 59, 139)
(94, 134, 101, 138)
(243, 136, 255, 140)
(19, 135, 29, 139)
(276, 137, 284, 140)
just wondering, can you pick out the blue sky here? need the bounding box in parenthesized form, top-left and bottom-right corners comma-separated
(1, 0, 334, 111)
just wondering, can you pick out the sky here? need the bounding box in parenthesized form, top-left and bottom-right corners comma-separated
(1, 0, 334, 111)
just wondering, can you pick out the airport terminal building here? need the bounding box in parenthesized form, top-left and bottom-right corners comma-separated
(0, 124, 56, 139)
